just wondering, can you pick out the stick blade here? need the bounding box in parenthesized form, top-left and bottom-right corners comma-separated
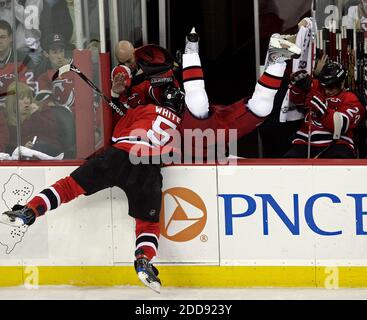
(52, 64, 72, 81)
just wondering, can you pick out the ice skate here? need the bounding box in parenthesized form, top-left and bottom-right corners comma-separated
(185, 27, 199, 54)
(265, 33, 301, 67)
(0, 205, 35, 227)
(134, 249, 161, 294)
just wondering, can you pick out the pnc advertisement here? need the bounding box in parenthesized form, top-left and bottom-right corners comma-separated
(217, 165, 367, 265)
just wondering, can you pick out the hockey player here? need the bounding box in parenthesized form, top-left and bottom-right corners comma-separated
(284, 61, 365, 158)
(0, 73, 186, 294)
(111, 41, 180, 113)
(180, 28, 302, 158)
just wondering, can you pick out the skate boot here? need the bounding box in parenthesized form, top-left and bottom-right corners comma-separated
(185, 27, 199, 54)
(0, 205, 36, 227)
(134, 249, 161, 293)
(265, 33, 301, 67)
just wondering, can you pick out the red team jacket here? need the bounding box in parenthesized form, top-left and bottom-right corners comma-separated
(0, 62, 37, 108)
(290, 80, 365, 152)
(112, 104, 182, 157)
(6, 108, 64, 155)
(37, 69, 75, 111)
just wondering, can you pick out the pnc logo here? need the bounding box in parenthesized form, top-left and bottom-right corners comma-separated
(160, 187, 207, 242)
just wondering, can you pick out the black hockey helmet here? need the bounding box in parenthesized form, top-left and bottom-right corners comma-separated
(318, 61, 346, 88)
(162, 85, 185, 116)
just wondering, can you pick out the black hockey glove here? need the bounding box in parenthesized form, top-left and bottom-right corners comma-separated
(290, 70, 312, 91)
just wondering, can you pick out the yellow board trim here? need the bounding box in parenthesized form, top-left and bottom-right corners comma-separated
(2, 266, 367, 288)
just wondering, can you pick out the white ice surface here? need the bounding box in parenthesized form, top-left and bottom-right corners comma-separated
(0, 286, 366, 300)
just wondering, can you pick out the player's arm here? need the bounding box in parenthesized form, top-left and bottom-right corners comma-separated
(310, 94, 364, 136)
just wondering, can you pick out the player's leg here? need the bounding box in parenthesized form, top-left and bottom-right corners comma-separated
(182, 27, 209, 119)
(247, 34, 301, 118)
(0, 147, 123, 227)
(134, 218, 161, 293)
(124, 163, 163, 293)
(0, 175, 86, 227)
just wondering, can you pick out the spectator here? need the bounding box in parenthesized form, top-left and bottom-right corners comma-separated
(5, 81, 64, 156)
(0, 20, 37, 108)
(284, 61, 365, 158)
(40, 0, 73, 56)
(36, 33, 74, 111)
(11, 0, 44, 66)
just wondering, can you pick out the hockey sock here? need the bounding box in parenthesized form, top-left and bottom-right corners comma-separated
(182, 53, 209, 118)
(26, 176, 86, 217)
(135, 218, 160, 261)
(247, 62, 286, 117)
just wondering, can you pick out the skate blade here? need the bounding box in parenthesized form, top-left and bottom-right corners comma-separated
(138, 271, 161, 294)
(0, 214, 24, 227)
(270, 37, 301, 56)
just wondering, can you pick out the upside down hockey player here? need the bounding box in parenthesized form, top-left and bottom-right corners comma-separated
(0, 73, 185, 294)
(180, 28, 302, 156)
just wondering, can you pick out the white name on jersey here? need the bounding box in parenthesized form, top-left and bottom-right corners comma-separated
(155, 106, 181, 124)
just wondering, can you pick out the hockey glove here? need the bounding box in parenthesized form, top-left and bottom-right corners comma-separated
(306, 93, 328, 118)
(289, 70, 312, 106)
(290, 70, 312, 91)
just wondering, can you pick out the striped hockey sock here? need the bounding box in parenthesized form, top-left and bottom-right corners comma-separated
(135, 218, 160, 261)
(248, 62, 286, 117)
(26, 176, 86, 217)
(182, 53, 209, 118)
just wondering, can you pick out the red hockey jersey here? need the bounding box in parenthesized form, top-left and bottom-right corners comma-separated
(180, 97, 264, 152)
(112, 104, 182, 157)
(37, 69, 75, 111)
(291, 80, 365, 151)
(0, 62, 37, 108)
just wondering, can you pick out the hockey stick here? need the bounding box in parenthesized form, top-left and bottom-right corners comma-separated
(52, 64, 125, 116)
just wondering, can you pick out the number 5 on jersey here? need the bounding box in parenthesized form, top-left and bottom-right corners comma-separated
(147, 115, 178, 146)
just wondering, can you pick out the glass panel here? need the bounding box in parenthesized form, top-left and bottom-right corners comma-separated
(256, 0, 367, 159)
(259, 0, 313, 65)
(0, 0, 107, 161)
(0, 11, 17, 158)
(118, 0, 143, 47)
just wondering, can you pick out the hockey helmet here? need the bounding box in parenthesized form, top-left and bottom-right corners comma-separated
(162, 85, 185, 116)
(318, 61, 346, 88)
